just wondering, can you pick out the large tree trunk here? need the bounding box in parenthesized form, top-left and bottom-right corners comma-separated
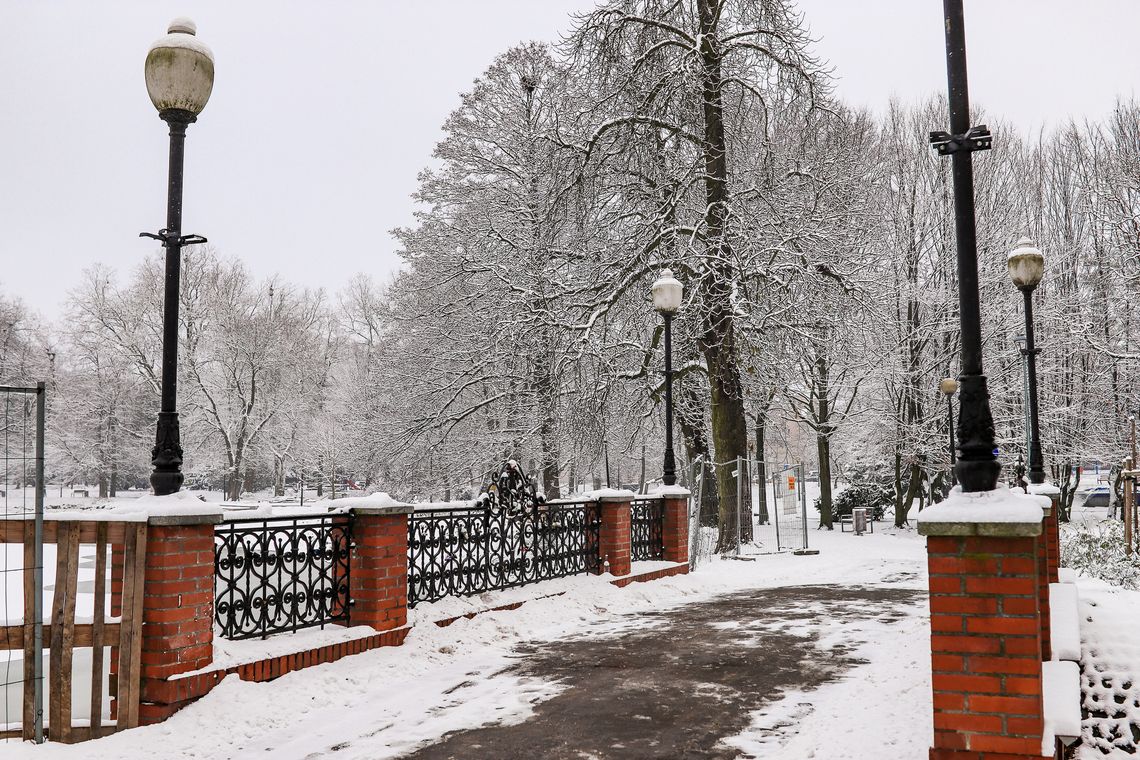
(273, 454, 286, 497)
(897, 460, 923, 527)
(817, 434, 833, 529)
(755, 413, 770, 525)
(815, 352, 834, 530)
(697, 0, 749, 551)
(676, 374, 718, 526)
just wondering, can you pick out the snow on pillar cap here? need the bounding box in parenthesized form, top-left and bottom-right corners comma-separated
(168, 17, 197, 35)
(917, 486, 1048, 537)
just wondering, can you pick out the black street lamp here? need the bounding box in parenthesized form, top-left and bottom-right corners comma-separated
(939, 377, 958, 485)
(652, 270, 683, 486)
(929, 0, 1000, 492)
(1008, 237, 1046, 484)
(141, 18, 214, 495)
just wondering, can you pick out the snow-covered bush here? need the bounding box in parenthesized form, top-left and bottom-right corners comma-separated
(814, 481, 890, 522)
(1060, 520, 1140, 589)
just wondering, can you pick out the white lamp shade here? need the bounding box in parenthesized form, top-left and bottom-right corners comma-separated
(939, 377, 958, 396)
(651, 269, 683, 314)
(1007, 236, 1044, 290)
(145, 18, 215, 115)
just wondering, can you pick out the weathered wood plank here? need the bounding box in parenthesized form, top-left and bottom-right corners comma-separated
(0, 724, 118, 743)
(1, 519, 130, 545)
(55, 522, 80, 742)
(1, 622, 122, 651)
(48, 522, 68, 738)
(115, 522, 147, 730)
(90, 522, 107, 733)
(22, 527, 36, 741)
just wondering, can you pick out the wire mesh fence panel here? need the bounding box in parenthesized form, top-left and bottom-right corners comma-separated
(747, 460, 811, 556)
(1, 384, 45, 743)
(686, 458, 716, 569)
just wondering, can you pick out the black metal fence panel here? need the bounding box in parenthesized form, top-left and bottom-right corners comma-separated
(214, 513, 352, 640)
(630, 498, 665, 561)
(407, 501, 601, 608)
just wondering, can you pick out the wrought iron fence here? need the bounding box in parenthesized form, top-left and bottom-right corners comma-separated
(630, 497, 665, 561)
(214, 513, 352, 639)
(408, 500, 601, 608)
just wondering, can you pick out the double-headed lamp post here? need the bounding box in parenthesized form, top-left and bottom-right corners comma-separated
(1008, 237, 1046, 485)
(652, 270, 683, 486)
(142, 19, 214, 495)
(939, 377, 958, 485)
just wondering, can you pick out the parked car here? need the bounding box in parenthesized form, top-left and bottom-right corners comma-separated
(1080, 485, 1111, 509)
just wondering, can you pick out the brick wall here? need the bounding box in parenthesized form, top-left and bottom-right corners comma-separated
(138, 514, 220, 722)
(349, 506, 411, 631)
(661, 494, 690, 565)
(597, 496, 632, 576)
(927, 533, 1049, 759)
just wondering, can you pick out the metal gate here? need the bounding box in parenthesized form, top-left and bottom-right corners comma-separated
(1, 383, 45, 743)
(683, 457, 812, 561)
(764, 463, 810, 554)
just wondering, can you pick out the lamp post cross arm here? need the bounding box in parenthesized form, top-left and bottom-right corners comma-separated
(139, 230, 208, 247)
(929, 124, 993, 156)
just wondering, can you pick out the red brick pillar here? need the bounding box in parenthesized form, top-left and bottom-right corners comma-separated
(139, 513, 220, 723)
(1046, 506, 1060, 584)
(1035, 501, 1052, 662)
(1028, 485, 1061, 586)
(661, 490, 691, 565)
(919, 492, 1053, 759)
(596, 493, 633, 576)
(350, 505, 412, 631)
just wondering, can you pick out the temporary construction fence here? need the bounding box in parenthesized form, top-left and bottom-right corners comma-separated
(1, 383, 46, 743)
(685, 456, 812, 566)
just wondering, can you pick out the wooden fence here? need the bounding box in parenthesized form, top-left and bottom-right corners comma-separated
(1, 518, 147, 742)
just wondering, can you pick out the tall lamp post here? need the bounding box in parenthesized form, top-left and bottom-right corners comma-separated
(141, 18, 214, 495)
(929, 0, 1000, 492)
(652, 270, 683, 486)
(1008, 237, 1046, 484)
(939, 377, 958, 485)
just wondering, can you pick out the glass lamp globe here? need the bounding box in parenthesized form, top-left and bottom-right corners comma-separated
(145, 18, 215, 116)
(651, 269, 683, 314)
(939, 377, 958, 397)
(1007, 236, 1045, 291)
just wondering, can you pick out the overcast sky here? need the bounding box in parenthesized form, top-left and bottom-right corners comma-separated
(2, 1, 1138, 319)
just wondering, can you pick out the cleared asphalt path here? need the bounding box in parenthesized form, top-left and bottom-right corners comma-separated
(402, 584, 924, 759)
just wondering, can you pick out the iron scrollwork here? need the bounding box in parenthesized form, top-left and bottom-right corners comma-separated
(630, 498, 665, 561)
(408, 461, 601, 607)
(214, 513, 352, 640)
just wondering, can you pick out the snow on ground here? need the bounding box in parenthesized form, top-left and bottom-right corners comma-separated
(720, 585, 931, 759)
(1073, 577, 1140, 758)
(2, 527, 930, 759)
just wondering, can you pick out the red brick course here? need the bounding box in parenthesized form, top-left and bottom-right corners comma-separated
(661, 495, 690, 564)
(926, 533, 1050, 759)
(350, 510, 409, 631)
(597, 498, 632, 576)
(139, 626, 411, 723)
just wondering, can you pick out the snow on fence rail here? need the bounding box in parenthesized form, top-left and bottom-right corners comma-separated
(213, 513, 352, 640)
(407, 500, 602, 608)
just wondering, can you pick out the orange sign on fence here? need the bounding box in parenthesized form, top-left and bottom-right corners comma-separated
(787, 475, 796, 490)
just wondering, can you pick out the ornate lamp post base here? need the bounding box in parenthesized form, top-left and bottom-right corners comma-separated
(952, 374, 1001, 491)
(150, 411, 185, 495)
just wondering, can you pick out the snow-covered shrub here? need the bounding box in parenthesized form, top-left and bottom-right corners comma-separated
(1060, 520, 1140, 589)
(814, 481, 890, 522)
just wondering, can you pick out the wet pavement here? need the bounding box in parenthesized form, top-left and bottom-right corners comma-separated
(403, 584, 924, 759)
